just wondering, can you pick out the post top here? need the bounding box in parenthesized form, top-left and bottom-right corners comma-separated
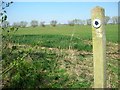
(93, 6, 104, 9)
(92, 6, 105, 12)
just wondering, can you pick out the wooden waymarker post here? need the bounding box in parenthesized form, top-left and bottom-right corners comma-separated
(91, 6, 106, 88)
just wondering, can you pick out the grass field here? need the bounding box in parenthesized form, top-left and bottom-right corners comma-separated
(6, 24, 118, 42)
(1, 24, 118, 41)
(1, 24, 119, 88)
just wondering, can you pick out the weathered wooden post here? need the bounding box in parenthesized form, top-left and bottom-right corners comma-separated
(91, 6, 106, 88)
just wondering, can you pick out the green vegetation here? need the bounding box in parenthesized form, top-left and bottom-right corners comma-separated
(10, 35, 92, 51)
(1, 1, 118, 89)
(7, 24, 118, 42)
(2, 24, 118, 88)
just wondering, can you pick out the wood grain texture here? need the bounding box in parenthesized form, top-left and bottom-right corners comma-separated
(91, 6, 106, 88)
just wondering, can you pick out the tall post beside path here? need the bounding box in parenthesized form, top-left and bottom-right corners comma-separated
(91, 6, 106, 88)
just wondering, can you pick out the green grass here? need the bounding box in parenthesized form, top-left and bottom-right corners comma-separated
(105, 24, 118, 42)
(2, 24, 118, 88)
(2, 44, 92, 88)
(2, 24, 118, 42)
(10, 35, 92, 51)
(2, 24, 118, 52)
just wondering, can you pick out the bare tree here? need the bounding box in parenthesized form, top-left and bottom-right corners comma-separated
(81, 20, 86, 25)
(72, 19, 82, 25)
(68, 20, 74, 26)
(40, 21, 45, 27)
(50, 20, 57, 27)
(118, 16, 120, 24)
(30, 20, 38, 27)
(86, 19, 91, 25)
(112, 16, 118, 24)
(12, 22, 21, 28)
(20, 21, 28, 28)
(105, 16, 110, 24)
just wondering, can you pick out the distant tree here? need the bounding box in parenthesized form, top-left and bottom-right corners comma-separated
(50, 20, 57, 27)
(2, 21, 10, 28)
(112, 16, 118, 24)
(73, 19, 83, 25)
(81, 20, 86, 25)
(12, 22, 21, 28)
(40, 21, 45, 27)
(20, 21, 28, 28)
(72, 19, 82, 25)
(105, 16, 110, 24)
(30, 20, 38, 27)
(68, 20, 74, 26)
(118, 16, 120, 24)
(86, 19, 91, 25)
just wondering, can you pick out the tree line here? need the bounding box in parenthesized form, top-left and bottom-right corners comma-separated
(1, 16, 120, 28)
